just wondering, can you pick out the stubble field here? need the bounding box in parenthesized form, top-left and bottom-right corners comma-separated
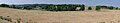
(0, 7, 120, 23)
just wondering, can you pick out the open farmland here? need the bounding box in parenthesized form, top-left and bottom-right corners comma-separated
(0, 7, 120, 23)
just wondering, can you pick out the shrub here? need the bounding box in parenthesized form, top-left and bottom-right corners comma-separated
(0, 16, 12, 22)
(108, 6, 114, 10)
(96, 6, 101, 11)
(17, 18, 21, 23)
(80, 4, 85, 11)
(115, 7, 118, 10)
(88, 7, 92, 10)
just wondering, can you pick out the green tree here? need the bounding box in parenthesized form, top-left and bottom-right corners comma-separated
(108, 6, 114, 10)
(96, 6, 101, 11)
(80, 4, 85, 11)
(115, 7, 118, 10)
(88, 7, 92, 10)
(0, 4, 9, 7)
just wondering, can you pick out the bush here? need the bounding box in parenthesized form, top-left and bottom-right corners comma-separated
(0, 16, 12, 22)
(80, 4, 85, 11)
(24, 7, 33, 10)
(88, 7, 92, 10)
(115, 7, 118, 10)
(108, 6, 114, 10)
(96, 6, 101, 11)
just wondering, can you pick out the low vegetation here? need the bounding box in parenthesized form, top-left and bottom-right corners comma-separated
(0, 16, 12, 22)
(0, 16, 37, 23)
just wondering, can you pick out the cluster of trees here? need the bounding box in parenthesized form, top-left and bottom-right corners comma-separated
(9, 4, 34, 10)
(80, 4, 85, 11)
(41, 4, 85, 11)
(96, 6, 101, 11)
(0, 4, 9, 7)
(0, 4, 120, 11)
(96, 5, 120, 10)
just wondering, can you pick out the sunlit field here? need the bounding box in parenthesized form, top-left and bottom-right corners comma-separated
(0, 7, 120, 23)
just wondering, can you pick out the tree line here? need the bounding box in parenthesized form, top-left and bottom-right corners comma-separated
(0, 4, 9, 7)
(0, 4, 120, 11)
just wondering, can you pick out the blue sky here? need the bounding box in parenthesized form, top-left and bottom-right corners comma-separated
(0, 0, 120, 7)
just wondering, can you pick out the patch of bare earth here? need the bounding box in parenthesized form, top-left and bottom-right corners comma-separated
(0, 7, 120, 23)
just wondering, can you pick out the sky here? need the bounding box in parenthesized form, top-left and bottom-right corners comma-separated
(0, 0, 120, 7)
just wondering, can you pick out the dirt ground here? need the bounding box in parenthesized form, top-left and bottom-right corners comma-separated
(0, 7, 120, 23)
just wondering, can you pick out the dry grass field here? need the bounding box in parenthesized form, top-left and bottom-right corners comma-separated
(0, 7, 120, 23)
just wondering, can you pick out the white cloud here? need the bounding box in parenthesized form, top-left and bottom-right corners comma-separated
(0, 2, 9, 4)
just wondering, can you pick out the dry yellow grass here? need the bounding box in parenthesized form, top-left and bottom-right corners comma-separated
(0, 7, 120, 23)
